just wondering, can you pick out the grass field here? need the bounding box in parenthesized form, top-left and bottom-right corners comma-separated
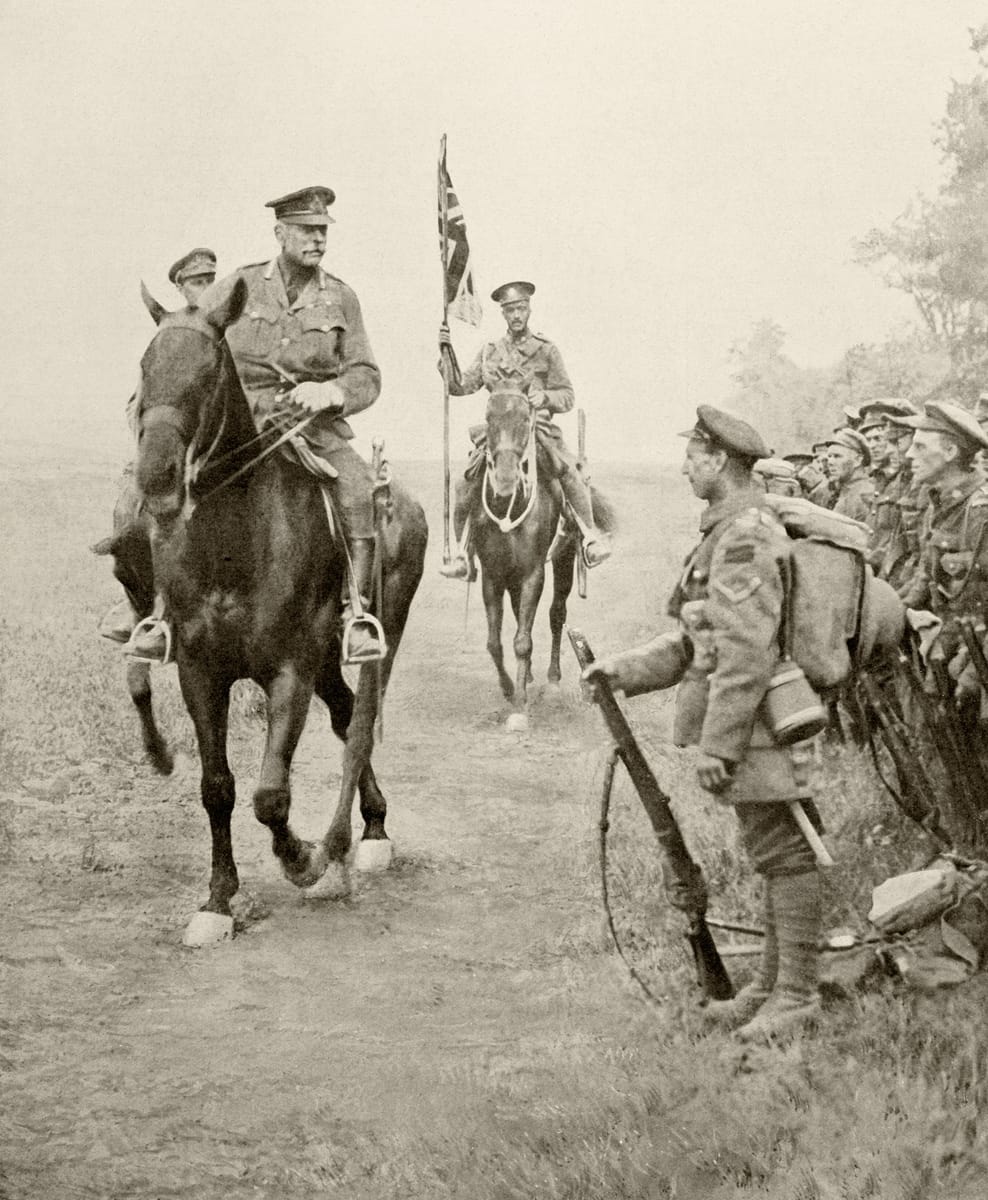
(1, 455, 987, 1199)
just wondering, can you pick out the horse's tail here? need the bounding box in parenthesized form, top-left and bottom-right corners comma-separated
(589, 485, 617, 534)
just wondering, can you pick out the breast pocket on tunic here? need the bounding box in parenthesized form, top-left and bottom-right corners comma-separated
(297, 305, 346, 373)
(241, 302, 283, 359)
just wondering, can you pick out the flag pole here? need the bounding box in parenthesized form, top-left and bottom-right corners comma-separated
(438, 134, 452, 564)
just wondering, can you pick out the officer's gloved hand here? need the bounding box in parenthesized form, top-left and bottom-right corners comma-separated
(581, 657, 620, 698)
(438, 323, 452, 349)
(290, 380, 345, 415)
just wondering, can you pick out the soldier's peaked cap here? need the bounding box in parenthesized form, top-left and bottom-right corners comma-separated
(679, 404, 770, 461)
(265, 186, 336, 225)
(824, 427, 871, 464)
(899, 401, 988, 450)
(167, 247, 217, 285)
(863, 397, 917, 419)
(491, 281, 535, 304)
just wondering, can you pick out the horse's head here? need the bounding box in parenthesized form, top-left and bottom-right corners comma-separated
(134, 278, 247, 519)
(485, 386, 534, 498)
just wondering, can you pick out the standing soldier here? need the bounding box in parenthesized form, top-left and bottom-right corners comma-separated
(438, 281, 610, 580)
(898, 403, 988, 650)
(806, 441, 834, 507)
(859, 400, 914, 579)
(585, 406, 825, 1041)
(823, 428, 874, 525)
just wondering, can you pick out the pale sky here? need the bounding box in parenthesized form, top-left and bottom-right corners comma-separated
(1, 1, 984, 464)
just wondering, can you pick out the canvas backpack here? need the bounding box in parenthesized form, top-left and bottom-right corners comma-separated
(762, 493, 906, 691)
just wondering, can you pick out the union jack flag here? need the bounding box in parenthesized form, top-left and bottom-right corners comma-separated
(438, 137, 482, 327)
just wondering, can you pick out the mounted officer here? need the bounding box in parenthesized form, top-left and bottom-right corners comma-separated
(98, 247, 219, 653)
(437, 281, 611, 580)
(584, 405, 825, 1041)
(194, 186, 385, 663)
(823, 427, 874, 525)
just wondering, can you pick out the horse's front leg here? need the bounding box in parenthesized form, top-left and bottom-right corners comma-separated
(252, 662, 328, 890)
(510, 565, 546, 713)
(483, 574, 515, 700)
(315, 655, 391, 874)
(177, 659, 237, 945)
(548, 541, 577, 684)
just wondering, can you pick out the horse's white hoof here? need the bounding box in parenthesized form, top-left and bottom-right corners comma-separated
(182, 911, 234, 948)
(354, 838, 393, 873)
(304, 860, 350, 901)
(506, 712, 529, 732)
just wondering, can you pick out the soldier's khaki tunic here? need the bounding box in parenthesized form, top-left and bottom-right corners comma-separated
(452, 331, 574, 413)
(899, 471, 988, 633)
(604, 487, 821, 876)
(832, 467, 875, 527)
(868, 465, 907, 578)
(201, 260, 380, 534)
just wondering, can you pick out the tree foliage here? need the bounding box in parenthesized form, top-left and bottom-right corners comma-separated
(855, 25, 988, 401)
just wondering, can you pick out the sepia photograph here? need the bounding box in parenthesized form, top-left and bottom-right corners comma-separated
(3, 2, 988, 1196)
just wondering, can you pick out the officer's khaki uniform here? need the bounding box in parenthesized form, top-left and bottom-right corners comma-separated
(205, 260, 380, 537)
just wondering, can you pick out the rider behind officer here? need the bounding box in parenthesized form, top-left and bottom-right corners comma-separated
(438, 281, 611, 580)
(99, 248, 218, 652)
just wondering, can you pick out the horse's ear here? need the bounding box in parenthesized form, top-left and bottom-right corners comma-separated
(204, 276, 248, 335)
(140, 281, 168, 326)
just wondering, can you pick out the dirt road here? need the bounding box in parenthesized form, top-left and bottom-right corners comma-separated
(2, 462, 695, 1198)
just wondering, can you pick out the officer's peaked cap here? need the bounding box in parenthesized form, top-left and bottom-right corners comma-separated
(266, 186, 336, 225)
(899, 401, 988, 451)
(754, 457, 797, 479)
(824, 427, 871, 465)
(782, 452, 814, 467)
(168, 247, 217, 285)
(491, 281, 535, 304)
(679, 404, 770, 461)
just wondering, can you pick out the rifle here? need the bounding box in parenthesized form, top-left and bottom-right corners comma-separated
(576, 409, 588, 599)
(567, 627, 734, 1001)
(857, 672, 952, 848)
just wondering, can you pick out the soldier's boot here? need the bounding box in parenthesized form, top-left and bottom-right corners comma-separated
(123, 596, 171, 663)
(736, 871, 821, 1043)
(559, 467, 611, 568)
(704, 881, 778, 1029)
(341, 537, 387, 665)
(440, 477, 481, 581)
(99, 598, 138, 644)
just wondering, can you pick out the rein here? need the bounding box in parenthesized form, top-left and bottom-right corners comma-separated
(482, 413, 539, 533)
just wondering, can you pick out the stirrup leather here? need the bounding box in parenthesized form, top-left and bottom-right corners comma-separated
(341, 612, 387, 665)
(124, 616, 174, 665)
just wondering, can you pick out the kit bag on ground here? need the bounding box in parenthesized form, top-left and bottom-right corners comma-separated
(762, 493, 906, 691)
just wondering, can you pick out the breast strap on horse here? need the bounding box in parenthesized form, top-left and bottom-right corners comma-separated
(482, 419, 540, 533)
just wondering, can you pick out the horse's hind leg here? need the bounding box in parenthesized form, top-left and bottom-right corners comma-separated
(548, 542, 577, 684)
(127, 660, 173, 774)
(177, 661, 238, 943)
(252, 663, 331, 891)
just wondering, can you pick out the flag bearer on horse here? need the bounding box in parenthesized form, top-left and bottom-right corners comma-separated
(98, 247, 218, 652)
(438, 280, 612, 580)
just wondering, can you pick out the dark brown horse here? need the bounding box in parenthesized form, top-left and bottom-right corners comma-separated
(117, 278, 427, 943)
(474, 388, 614, 727)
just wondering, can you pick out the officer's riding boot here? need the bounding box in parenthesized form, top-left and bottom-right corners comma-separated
(99, 598, 138, 644)
(736, 871, 821, 1042)
(341, 537, 387, 665)
(123, 596, 172, 664)
(559, 467, 611, 568)
(440, 477, 480, 581)
(704, 879, 778, 1028)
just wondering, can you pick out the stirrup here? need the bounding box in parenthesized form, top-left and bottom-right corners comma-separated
(341, 613, 388, 665)
(581, 535, 612, 570)
(124, 616, 174, 665)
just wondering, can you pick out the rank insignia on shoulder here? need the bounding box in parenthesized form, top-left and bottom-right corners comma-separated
(723, 542, 757, 565)
(712, 576, 763, 604)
